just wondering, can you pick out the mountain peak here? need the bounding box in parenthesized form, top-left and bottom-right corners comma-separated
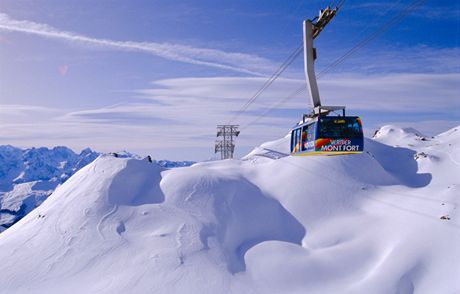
(372, 124, 430, 147)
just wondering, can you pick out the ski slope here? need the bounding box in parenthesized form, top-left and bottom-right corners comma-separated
(0, 125, 458, 294)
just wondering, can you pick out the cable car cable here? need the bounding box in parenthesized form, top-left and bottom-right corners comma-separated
(241, 84, 306, 131)
(240, 0, 424, 131)
(228, 0, 344, 126)
(317, 0, 424, 78)
(227, 42, 303, 124)
(228, 43, 302, 123)
(345, 0, 405, 47)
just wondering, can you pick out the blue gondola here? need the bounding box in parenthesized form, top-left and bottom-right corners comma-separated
(291, 7, 364, 156)
(291, 111, 364, 156)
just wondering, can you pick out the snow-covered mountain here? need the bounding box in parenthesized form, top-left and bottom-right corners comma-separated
(0, 146, 195, 231)
(372, 125, 431, 147)
(0, 146, 99, 232)
(0, 125, 458, 293)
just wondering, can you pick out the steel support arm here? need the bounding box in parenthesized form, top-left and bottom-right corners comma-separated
(304, 20, 321, 109)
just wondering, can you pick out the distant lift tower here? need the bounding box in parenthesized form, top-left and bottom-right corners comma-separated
(303, 6, 345, 119)
(215, 125, 240, 159)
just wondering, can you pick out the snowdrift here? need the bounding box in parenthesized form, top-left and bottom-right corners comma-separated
(0, 146, 194, 231)
(0, 125, 459, 294)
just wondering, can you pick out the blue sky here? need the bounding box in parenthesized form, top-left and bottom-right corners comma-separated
(0, 0, 459, 160)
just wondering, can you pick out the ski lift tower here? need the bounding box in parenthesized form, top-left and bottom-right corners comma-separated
(303, 6, 345, 121)
(215, 125, 240, 159)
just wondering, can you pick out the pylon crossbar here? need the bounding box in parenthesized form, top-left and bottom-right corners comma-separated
(215, 125, 240, 160)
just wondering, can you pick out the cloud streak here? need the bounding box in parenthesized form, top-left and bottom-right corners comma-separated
(0, 72, 459, 159)
(319, 46, 460, 75)
(59, 73, 460, 143)
(0, 13, 273, 76)
(320, 73, 460, 112)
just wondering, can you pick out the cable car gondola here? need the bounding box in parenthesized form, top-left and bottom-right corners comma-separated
(291, 6, 364, 156)
(291, 107, 363, 156)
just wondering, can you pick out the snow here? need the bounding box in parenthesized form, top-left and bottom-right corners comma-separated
(0, 146, 194, 230)
(372, 125, 430, 147)
(0, 146, 99, 229)
(0, 125, 459, 293)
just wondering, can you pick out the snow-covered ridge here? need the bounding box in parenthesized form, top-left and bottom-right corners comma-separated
(372, 125, 430, 146)
(0, 125, 459, 293)
(0, 146, 195, 231)
(0, 146, 99, 231)
(0, 145, 98, 189)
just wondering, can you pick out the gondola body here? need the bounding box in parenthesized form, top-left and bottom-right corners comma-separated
(290, 115, 364, 156)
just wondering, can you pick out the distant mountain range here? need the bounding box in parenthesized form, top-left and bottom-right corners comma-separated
(0, 145, 194, 231)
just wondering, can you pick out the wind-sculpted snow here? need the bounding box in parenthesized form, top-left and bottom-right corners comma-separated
(108, 159, 165, 206)
(0, 125, 459, 293)
(0, 146, 194, 231)
(161, 165, 305, 273)
(373, 125, 430, 146)
(365, 139, 432, 187)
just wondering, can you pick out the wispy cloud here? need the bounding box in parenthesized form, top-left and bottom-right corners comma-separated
(61, 103, 177, 125)
(320, 73, 460, 112)
(320, 46, 460, 75)
(0, 104, 60, 123)
(0, 12, 273, 76)
(0, 71, 458, 159)
(58, 72, 460, 143)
